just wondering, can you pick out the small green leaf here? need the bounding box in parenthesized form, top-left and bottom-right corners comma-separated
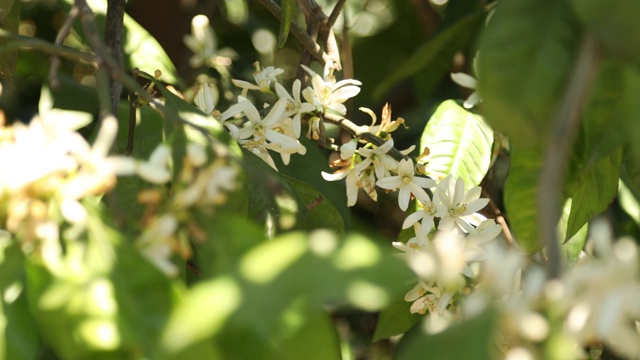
(373, 12, 484, 101)
(373, 299, 422, 342)
(420, 100, 493, 188)
(277, 0, 295, 48)
(477, 0, 580, 147)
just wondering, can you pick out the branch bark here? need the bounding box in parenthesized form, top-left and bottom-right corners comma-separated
(538, 33, 601, 278)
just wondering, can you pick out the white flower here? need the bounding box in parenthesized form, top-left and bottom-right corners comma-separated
(376, 158, 436, 211)
(300, 64, 361, 116)
(563, 232, 640, 359)
(232, 62, 284, 95)
(136, 144, 172, 184)
(451, 72, 480, 109)
(194, 82, 217, 115)
(357, 139, 397, 180)
(322, 159, 369, 207)
(275, 79, 315, 138)
(402, 193, 446, 238)
(183, 15, 235, 69)
(436, 175, 489, 231)
(137, 214, 179, 277)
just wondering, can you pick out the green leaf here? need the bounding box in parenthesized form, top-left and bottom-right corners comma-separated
(420, 100, 494, 188)
(578, 63, 640, 168)
(163, 231, 413, 358)
(504, 145, 543, 254)
(284, 176, 345, 236)
(241, 147, 300, 232)
(373, 299, 422, 342)
(477, 0, 580, 147)
(565, 149, 621, 241)
(0, 239, 40, 360)
(558, 199, 587, 269)
(570, 0, 640, 62)
(373, 12, 484, 101)
(395, 309, 495, 360)
(277, 0, 295, 48)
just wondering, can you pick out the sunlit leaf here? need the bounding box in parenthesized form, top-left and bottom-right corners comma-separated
(420, 100, 493, 188)
(558, 198, 587, 268)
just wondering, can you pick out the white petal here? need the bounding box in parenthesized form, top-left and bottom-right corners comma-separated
(450, 72, 477, 89)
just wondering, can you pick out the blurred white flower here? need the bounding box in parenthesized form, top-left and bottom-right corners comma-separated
(451, 72, 480, 109)
(184, 14, 235, 70)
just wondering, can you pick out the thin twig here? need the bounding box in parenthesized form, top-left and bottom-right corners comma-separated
(327, 0, 347, 29)
(76, 0, 122, 81)
(0, 29, 98, 63)
(49, 3, 80, 88)
(538, 33, 600, 279)
(323, 112, 408, 162)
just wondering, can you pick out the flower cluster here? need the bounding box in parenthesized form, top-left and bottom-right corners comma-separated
(391, 176, 500, 325)
(194, 61, 361, 171)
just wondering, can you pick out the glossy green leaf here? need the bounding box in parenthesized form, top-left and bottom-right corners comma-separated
(477, 0, 580, 147)
(565, 149, 621, 241)
(277, 0, 295, 48)
(570, 0, 640, 62)
(373, 299, 422, 342)
(420, 100, 493, 188)
(395, 309, 495, 360)
(373, 12, 484, 101)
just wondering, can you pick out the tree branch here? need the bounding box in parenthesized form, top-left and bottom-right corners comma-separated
(538, 33, 600, 279)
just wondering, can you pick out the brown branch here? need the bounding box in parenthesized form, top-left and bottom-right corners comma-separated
(296, 0, 341, 70)
(322, 112, 409, 162)
(104, 0, 126, 116)
(538, 33, 601, 279)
